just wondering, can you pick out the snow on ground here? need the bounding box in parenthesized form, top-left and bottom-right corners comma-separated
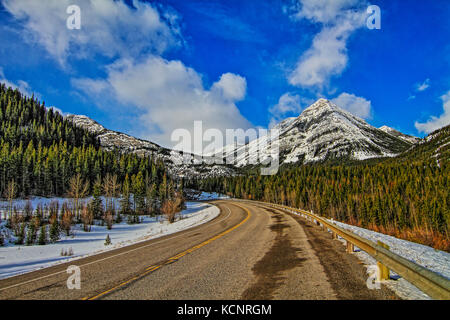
(195, 192, 229, 201)
(0, 202, 219, 280)
(185, 190, 229, 201)
(327, 219, 450, 300)
(0, 196, 122, 219)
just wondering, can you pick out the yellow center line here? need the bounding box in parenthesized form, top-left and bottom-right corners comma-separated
(82, 203, 251, 300)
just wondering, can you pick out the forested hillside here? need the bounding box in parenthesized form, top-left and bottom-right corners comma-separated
(192, 131, 450, 251)
(0, 84, 171, 198)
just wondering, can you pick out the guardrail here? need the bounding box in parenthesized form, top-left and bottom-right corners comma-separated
(236, 199, 450, 300)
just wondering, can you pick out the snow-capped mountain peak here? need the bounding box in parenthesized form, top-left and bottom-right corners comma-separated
(222, 98, 413, 167)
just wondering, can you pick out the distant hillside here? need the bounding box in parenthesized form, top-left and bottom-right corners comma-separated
(398, 124, 450, 166)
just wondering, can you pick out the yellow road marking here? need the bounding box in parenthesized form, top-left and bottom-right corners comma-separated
(83, 203, 251, 300)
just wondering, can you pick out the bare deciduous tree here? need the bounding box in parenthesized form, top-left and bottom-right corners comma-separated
(103, 174, 120, 213)
(81, 204, 93, 232)
(161, 194, 184, 224)
(61, 203, 73, 236)
(67, 174, 89, 221)
(104, 211, 114, 230)
(4, 180, 16, 220)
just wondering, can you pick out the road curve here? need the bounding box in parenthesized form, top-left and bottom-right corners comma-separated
(0, 200, 398, 300)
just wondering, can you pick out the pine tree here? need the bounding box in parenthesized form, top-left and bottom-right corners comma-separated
(120, 174, 132, 215)
(25, 220, 38, 246)
(38, 225, 48, 245)
(91, 176, 104, 220)
(49, 217, 60, 243)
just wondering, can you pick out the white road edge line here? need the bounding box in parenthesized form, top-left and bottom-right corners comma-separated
(0, 203, 233, 292)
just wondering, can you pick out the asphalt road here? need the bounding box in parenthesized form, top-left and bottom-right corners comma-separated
(0, 200, 398, 300)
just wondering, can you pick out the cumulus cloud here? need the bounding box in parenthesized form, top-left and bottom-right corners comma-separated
(288, 0, 367, 89)
(415, 91, 450, 134)
(5, 0, 254, 149)
(212, 73, 247, 101)
(268, 92, 311, 127)
(73, 56, 252, 149)
(3, 0, 183, 66)
(331, 92, 372, 119)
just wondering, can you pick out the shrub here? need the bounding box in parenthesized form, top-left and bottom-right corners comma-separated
(104, 234, 111, 246)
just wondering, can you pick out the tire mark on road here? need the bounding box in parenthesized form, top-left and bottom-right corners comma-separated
(241, 208, 305, 300)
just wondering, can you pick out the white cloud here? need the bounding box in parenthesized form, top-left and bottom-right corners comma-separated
(3, 0, 182, 66)
(288, 0, 367, 89)
(291, 0, 362, 24)
(6, 0, 254, 149)
(415, 91, 450, 134)
(331, 92, 372, 119)
(212, 73, 247, 101)
(268, 92, 311, 127)
(415, 78, 430, 92)
(73, 56, 252, 149)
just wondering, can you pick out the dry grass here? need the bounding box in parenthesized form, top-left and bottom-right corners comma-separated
(346, 219, 450, 252)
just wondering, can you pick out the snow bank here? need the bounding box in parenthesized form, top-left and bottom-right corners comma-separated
(185, 190, 229, 201)
(0, 202, 219, 280)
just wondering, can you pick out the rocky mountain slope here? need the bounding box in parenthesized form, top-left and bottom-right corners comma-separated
(65, 114, 237, 178)
(66, 98, 422, 176)
(379, 125, 420, 144)
(219, 99, 413, 167)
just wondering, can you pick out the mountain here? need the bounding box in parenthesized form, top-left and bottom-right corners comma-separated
(379, 125, 420, 144)
(219, 99, 413, 167)
(65, 114, 237, 178)
(398, 124, 450, 166)
(67, 98, 419, 174)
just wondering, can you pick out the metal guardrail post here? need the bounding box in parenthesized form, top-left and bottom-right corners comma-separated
(377, 241, 390, 281)
(346, 241, 354, 253)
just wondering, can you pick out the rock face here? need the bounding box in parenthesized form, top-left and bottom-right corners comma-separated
(66, 98, 418, 176)
(220, 99, 413, 167)
(379, 125, 420, 144)
(65, 114, 237, 178)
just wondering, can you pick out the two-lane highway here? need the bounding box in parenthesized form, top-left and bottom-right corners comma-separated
(0, 200, 399, 300)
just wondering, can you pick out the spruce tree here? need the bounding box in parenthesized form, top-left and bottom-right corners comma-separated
(49, 217, 60, 243)
(38, 225, 48, 245)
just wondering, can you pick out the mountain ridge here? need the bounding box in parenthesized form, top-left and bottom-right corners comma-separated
(63, 98, 425, 175)
(218, 98, 413, 167)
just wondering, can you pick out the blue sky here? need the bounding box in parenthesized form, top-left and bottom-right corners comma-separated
(1, 0, 449, 148)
